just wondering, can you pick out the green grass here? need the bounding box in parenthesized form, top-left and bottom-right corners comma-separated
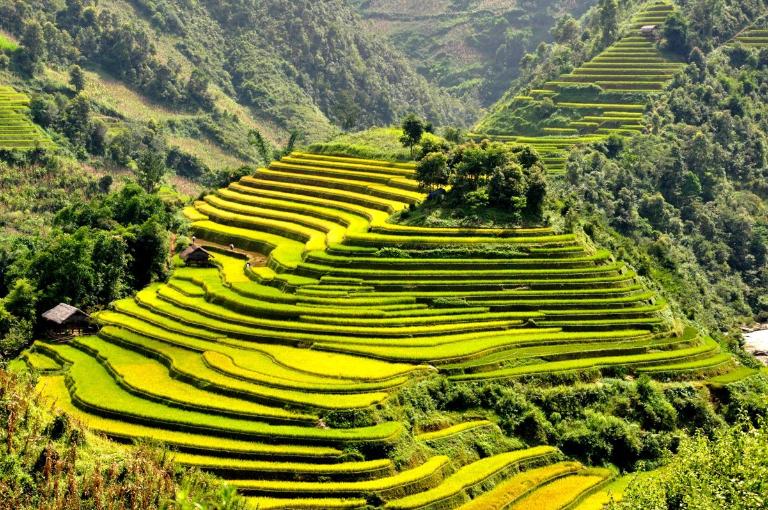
(70, 335, 319, 423)
(108, 301, 422, 381)
(318, 329, 651, 364)
(574, 473, 637, 510)
(451, 337, 720, 381)
(0, 87, 53, 150)
(305, 127, 444, 162)
(0, 33, 18, 51)
(708, 367, 760, 386)
(269, 160, 419, 191)
(22, 350, 62, 372)
(93, 323, 398, 406)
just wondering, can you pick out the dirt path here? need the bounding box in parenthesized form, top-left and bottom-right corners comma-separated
(194, 237, 269, 266)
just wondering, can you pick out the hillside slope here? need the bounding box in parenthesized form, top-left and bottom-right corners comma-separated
(351, 0, 598, 107)
(0, 0, 469, 146)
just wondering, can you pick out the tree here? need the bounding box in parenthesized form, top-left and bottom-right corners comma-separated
(416, 152, 450, 191)
(135, 148, 166, 193)
(512, 145, 540, 169)
(128, 219, 169, 288)
(248, 129, 272, 165)
(3, 279, 38, 324)
(525, 165, 547, 218)
(278, 129, 300, 159)
(17, 20, 45, 75)
(442, 127, 463, 144)
(187, 69, 214, 109)
(662, 12, 690, 54)
(612, 420, 768, 509)
(488, 163, 526, 211)
(598, 0, 619, 48)
(400, 114, 426, 157)
(98, 175, 113, 193)
(69, 65, 87, 92)
(552, 15, 579, 45)
(62, 95, 92, 148)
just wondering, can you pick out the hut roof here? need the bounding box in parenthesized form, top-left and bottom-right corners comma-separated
(42, 303, 89, 325)
(640, 25, 658, 32)
(179, 244, 212, 261)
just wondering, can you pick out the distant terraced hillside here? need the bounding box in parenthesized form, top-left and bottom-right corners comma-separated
(473, 1, 685, 175)
(351, 0, 598, 106)
(733, 23, 768, 47)
(0, 86, 52, 150)
(19, 152, 747, 509)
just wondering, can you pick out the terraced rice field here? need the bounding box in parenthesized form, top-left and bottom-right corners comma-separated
(0, 86, 52, 150)
(23, 151, 738, 508)
(733, 25, 768, 48)
(470, 1, 685, 175)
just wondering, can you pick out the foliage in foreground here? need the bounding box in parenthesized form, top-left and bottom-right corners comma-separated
(612, 418, 768, 510)
(0, 369, 246, 509)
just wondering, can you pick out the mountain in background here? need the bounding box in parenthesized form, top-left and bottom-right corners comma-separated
(0, 0, 469, 160)
(351, 0, 599, 108)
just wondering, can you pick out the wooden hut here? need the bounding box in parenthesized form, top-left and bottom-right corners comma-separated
(640, 25, 658, 37)
(179, 244, 212, 266)
(42, 303, 91, 339)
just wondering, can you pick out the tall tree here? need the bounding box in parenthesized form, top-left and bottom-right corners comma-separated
(400, 114, 426, 157)
(69, 65, 87, 92)
(248, 129, 272, 166)
(598, 0, 619, 48)
(135, 149, 166, 193)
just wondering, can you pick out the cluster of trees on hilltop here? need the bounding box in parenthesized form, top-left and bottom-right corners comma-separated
(408, 114, 547, 223)
(564, 42, 768, 331)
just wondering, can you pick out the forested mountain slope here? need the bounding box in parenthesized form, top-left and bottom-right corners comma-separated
(0, 0, 468, 146)
(351, 0, 598, 107)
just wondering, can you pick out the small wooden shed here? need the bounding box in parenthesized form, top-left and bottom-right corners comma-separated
(640, 25, 658, 37)
(42, 303, 91, 339)
(179, 244, 212, 267)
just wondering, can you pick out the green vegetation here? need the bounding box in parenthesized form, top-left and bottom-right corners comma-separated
(473, 2, 686, 175)
(351, 0, 598, 107)
(507, 468, 613, 509)
(562, 36, 768, 331)
(384, 447, 558, 509)
(1, 0, 768, 508)
(612, 419, 768, 509)
(0, 369, 248, 509)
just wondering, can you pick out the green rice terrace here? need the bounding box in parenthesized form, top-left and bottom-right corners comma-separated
(18, 151, 746, 509)
(734, 24, 768, 48)
(472, 1, 685, 175)
(0, 86, 52, 150)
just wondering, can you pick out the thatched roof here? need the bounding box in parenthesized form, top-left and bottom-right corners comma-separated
(42, 303, 89, 325)
(179, 244, 212, 262)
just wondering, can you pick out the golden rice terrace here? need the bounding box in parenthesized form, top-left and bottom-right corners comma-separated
(21, 150, 746, 509)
